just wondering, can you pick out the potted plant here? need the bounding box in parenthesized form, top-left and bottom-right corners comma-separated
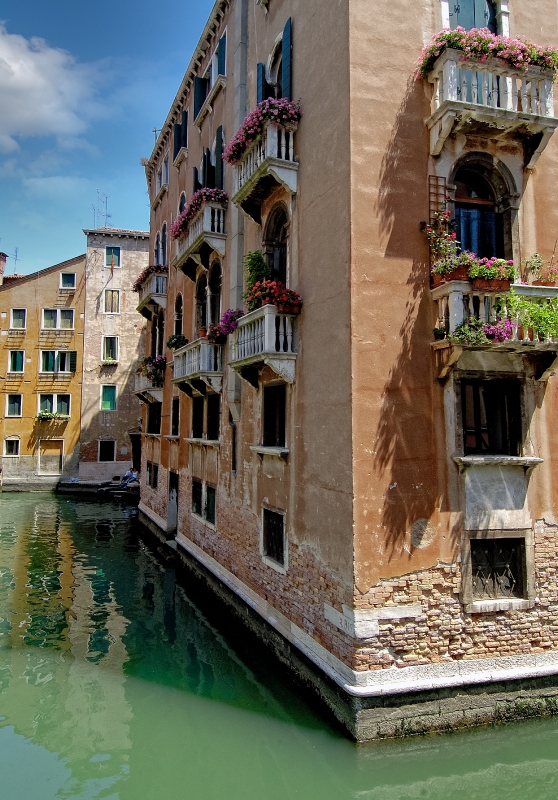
(468, 257, 515, 291)
(198, 326, 207, 339)
(166, 334, 189, 350)
(522, 253, 558, 286)
(431, 251, 477, 287)
(432, 327, 447, 341)
(207, 324, 227, 344)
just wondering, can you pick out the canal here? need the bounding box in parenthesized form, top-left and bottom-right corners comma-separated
(2, 494, 558, 799)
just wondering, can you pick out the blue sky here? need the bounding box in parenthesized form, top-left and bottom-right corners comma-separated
(0, 0, 215, 275)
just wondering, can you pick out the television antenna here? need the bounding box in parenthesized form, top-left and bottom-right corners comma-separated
(95, 190, 112, 228)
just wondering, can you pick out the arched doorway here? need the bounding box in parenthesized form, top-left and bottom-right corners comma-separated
(264, 204, 289, 284)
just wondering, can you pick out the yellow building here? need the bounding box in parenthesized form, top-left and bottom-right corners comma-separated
(0, 253, 86, 489)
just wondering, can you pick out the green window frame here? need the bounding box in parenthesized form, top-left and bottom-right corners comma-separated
(9, 351, 24, 373)
(7, 394, 22, 417)
(101, 385, 117, 411)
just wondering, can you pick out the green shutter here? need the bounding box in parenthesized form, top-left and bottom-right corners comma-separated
(257, 63, 266, 104)
(101, 385, 117, 411)
(215, 126, 224, 189)
(181, 110, 188, 149)
(194, 77, 208, 119)
(11, 351, 23, 372)
(173, 123, 182, 160)
(282, 18, 292, 101)
(43, 351, 55, 372)
(193, 166, 201, 193)
(69, 351, 77, 373)
(218, 34, 226, 76)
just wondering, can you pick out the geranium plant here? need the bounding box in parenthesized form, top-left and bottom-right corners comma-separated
(424, 208, 459, 261)
(224, 97, 302, 165)
(415, 27, 558, 80)
(431, 250, 478, 277)
(207, 324, 227, 344)
(245, 280, 302, 313)
(166, 334, 189, 350)
(522, 253, 558, 284)
(132, 264, 168, 292)
(468, 257, 516, 281)
(169, 188, 228, 240)
(135, 355, 166, 386)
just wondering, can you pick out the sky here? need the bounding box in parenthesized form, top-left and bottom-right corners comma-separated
(0, 0, 215, 275)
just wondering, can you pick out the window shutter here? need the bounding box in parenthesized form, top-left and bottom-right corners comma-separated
(173, 123, 182, 160)
(194, 76, 208, 118)
(69, 351, 77, 373)
(193, 167, 201, 193)
(205, 148, 215, 189)
(282, 18, 292, 101)
(218, 34, 226, 76)
(181, 110, 188, 149)
(15, 351, 23, 371)
(257, 62, 266, 104)
(215, 126, 224, 189)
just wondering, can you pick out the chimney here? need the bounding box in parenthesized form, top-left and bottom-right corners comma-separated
(0, 253, 7, 286)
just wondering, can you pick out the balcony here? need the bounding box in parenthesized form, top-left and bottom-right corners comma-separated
(136, 274, 168, 319)
(232, 122, 298, 223)
(431, 281, 558, 378)
(229, 304, 297, 385)
(174, 202, 226, 280)
(426, 49, 558, 166)
(134, 373, 164, 404)
(172, 338, 224, 395)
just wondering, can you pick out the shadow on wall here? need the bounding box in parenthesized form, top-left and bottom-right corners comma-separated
(372, 76, 460, 564)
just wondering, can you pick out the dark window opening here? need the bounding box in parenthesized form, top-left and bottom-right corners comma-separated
(263, 509, 285, 566)
(146, 461, 159, 489)
(161, 224, 167, 266)
(196, 275, 208, 330)
(264, 206, 288, 285)
(147, 402, 162, 435)
(99, 440, 116, 462)
(155, 233, 160, 265)
(454, 167, 504, 259)
(205, 486, 216, 524)
(462, 379, 521, 456)
(471, 538, 526, 599)
(174, 295, 183, 336)
(157, 312, 165, 357)
(229, 411, 237, 474)
(209, 263, 221, 327)
(171, 398, 180, 437)
(192, 396, 204, 439)
(206, 394, 220, 441)
(263, 384, 286, 448)
(192, 479, 203, 515)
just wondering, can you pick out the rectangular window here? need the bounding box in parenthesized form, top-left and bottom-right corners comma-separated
(60, 273, 76, 289)
(147, 402, 162, 434)
(192, 479, 203, 516)
(103, 336, 118, 361)
(4, 439, 19, 456)
(205, 486, 216, 524)
(57, 394, 70, 415)
(263, 509, 285, 566)
(104, 289, 120, 314)
(106, 247, 121, 268)
(60, 310, 74, 329)
(43, 309, 57, 329)
(9, 351, 24, 373)
(462, 379, 521, 456)
(192, 396, 204, 439)
(42, 351, 56, 372)
(163, 157, 169, 185)
(7, 394, 22, 417)
(101, 385, 117, 411)
(206, 394, 220, 441)
(98, 440, 116, 462)
(10, 309, 26, 329)
(146, 461, 159, 489)
(263, 384, 286, 447)
(171, 398, 180, 437)
(40, 394, 54, 413)
(471, 538, 526, 600)
(42, 309, 74, 329)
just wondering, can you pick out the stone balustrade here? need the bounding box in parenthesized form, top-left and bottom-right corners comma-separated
(229, 304, 297, 384)
(172, 338, 224, 394)
(174, 202, 226, 273)
(134, 373, 164, 404)
(136, 274, 168, 318)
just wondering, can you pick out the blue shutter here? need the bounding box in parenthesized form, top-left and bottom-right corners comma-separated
(282, 18, 292, 101)
(215, 126, 224, 189)
(194, 77, 208, 118)
(257, 63, 266, 104)
(181, 110, 188, 149)
(173, 123, 182, 160)
(218, 34, 226, 76)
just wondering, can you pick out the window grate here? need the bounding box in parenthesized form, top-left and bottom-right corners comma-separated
(471, 538, 526, 600)
(263, 509, 285, 566)
(429, 175, 447, 222)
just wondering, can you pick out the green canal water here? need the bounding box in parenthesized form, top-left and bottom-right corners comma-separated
(2, 495, 558, 799)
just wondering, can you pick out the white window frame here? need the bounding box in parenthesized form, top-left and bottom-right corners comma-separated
(41, 308, 74, 330)
(8, 350, 25, 374)
(60, 272, 76, 289)
(100, 384, 117, 411)
(102, 335, 119, 362)
(39, 350, 73, 374)
(4, 437, 20, 457)
(10, 308, 26, 330)
(37, 393, 71, 416)
(260, 506, 288, 574)
(163, 156, 169, 186)
(6, 393, 22, 418)
(103, 289, 120, 314)
(98, 439, 116, 462)
(105, 246, 122, 269)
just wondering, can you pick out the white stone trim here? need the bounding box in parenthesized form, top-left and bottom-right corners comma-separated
(138, 500, 169, 532)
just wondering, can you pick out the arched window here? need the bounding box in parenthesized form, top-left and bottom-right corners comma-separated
(157, 311, 165, 356)
(150, 312, 158, 358)
(155, 232, 161, 265)
(208, 262, 222, 326)
(179, 193, 186, 214)
(264, 205, 288, 284)
(196, 274, 208, 331)
(454, 166, 503, 259)
(269, 45, 283, 100)
(174, 295, 183, 336)
(161, 224, 167, 266)
(450, 0, 497, 33)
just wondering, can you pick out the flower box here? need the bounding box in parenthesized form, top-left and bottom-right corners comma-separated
(431, 267, 470, 287)
(471, 278, 512, 292)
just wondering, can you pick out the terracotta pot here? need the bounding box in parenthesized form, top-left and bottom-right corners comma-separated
(533, 279, 557, 287)
(471, 278, 512, 292)
(277, 303, 301, 315)
(198, 327, 207, 339)
(431, 266, 470, 287)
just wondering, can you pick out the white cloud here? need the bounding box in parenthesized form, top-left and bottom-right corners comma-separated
(0, 23, 101, 152)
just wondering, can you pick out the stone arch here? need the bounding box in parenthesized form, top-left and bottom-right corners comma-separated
(263, 202, 289, 284)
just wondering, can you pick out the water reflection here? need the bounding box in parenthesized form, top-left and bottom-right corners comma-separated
(2, 494, 558, 799)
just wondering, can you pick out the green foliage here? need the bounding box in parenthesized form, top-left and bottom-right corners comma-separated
(506, 289, 558, 339)
(244, 251, 271, 293)
(449, 317, 489, 345)
(166, 334, 189, 350)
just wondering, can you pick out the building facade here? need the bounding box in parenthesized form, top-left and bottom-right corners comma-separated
(79, 229, 149, 481)
(136, 0, 558, 739)
(0, 253, 86, 489)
